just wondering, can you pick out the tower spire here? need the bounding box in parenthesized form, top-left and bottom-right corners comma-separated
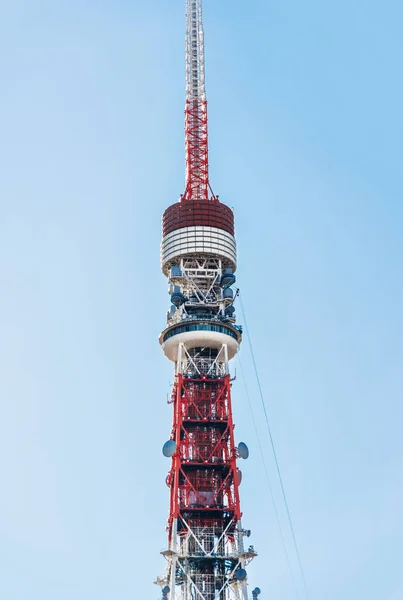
(183, 0, 210, 201)
(185, 0, 206, 102)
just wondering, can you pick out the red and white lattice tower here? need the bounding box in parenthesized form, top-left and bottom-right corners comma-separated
(156, 2, 260, 599)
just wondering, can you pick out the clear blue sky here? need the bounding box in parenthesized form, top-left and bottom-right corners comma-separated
(0, 1, 402, 599)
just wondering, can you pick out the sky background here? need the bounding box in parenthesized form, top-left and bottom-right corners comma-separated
(0, 0, 402, 599)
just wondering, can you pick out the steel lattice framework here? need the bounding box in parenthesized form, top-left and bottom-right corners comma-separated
(183, 0, 210, 200)
(156, 2, 260, 600)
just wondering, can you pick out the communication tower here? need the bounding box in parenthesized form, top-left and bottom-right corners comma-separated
(157, 2, 260, 599)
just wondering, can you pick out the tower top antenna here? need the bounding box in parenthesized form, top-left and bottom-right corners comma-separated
(186, 0, 206, 102)
(183, 0, 212, 201)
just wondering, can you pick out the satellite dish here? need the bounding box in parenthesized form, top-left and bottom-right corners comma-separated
(237, 469, 242, 485)
(238, 442, 249, 459)
(162, 440, 177, 458)
(235, 568, 247, 581)
(162, 586, 170, 594)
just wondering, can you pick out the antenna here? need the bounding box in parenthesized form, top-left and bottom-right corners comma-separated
(183, 0, 210, 200)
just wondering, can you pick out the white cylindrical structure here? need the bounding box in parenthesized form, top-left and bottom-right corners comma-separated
(161, 225, 237, 275)
(160, 322, 241, 362)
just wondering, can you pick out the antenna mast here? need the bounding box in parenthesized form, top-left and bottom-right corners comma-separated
(183, 0, 211, 200)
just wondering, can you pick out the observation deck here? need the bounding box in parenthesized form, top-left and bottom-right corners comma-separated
(159, 317, 241, 363)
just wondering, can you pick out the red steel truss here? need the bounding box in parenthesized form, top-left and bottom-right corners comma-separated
(166, 374, 241, 539)
(183, 99, 211, 201)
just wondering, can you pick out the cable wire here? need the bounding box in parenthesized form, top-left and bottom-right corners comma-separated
(238, 292, 310, 599)
(237, 355, 301, 599)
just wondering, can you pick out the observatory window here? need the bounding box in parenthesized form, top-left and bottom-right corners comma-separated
(163, 323, 238, 342)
